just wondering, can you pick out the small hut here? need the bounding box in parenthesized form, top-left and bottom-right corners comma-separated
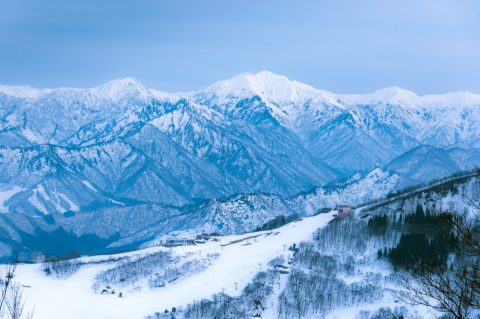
(337, 205, 353, 218)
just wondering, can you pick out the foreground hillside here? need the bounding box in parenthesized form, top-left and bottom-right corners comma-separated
(11, 171, 480, 319)
(15, 212, 335, 319)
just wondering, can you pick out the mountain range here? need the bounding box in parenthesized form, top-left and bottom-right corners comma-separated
(0, 71, 480, 258)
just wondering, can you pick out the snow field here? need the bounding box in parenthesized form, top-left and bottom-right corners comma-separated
(15, 212, 336, 319)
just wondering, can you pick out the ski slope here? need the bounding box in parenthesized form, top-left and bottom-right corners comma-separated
(15, 212, 336, 319)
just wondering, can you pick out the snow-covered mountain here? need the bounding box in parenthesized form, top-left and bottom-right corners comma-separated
(0, 74, 342, 214)
(0, 71, 479, 255)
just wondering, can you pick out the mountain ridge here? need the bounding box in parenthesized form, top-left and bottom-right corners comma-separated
(2, 71, 480, 105)
(0, 71, 479, 226)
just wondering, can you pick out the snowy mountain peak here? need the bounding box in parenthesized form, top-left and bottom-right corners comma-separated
(0, 77, 151, 102)
(91, 77, 151, 102)
(201, 71, 324, 103)
(340, 86, 421, 107)
(0, 84, 53, 99)
(372, 86, 419, 102)
(422, 91, 480, 108)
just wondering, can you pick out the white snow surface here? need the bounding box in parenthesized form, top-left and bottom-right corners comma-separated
(16, 212, 336, 319)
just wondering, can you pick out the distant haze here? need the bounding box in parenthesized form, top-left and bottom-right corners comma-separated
(0, 0, 479, 94)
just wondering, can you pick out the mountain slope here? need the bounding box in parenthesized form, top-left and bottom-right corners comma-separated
(386, 145, 460, 186)
(0, 167, 400, 259)
(447, 147, 480, 170)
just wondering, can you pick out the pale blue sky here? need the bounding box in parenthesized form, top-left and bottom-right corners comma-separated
(0, 0, 479, 94)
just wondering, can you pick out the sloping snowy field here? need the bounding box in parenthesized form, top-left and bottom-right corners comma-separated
(15, 212, 336, 319)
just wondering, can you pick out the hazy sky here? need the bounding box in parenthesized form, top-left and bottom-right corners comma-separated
(1, 0, 479, 94)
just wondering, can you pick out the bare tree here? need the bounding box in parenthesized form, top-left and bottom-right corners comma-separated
(0, 255, 34, 319)
(6, 282, 31, 319)
(397, 208, 480, 318)
(398, 264, 478, 319)
(0, 259, 18, 315)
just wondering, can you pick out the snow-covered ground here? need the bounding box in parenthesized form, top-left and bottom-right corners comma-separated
(15, 212, 336, 319)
